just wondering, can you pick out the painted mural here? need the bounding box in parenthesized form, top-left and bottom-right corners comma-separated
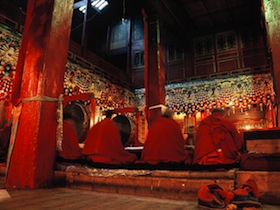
(167, 73, 275, 113)
(0, 23, 137, 109)
(0, 22, 276, 119)
(135, 73, 275, 115)
(0, 24, 20, 101)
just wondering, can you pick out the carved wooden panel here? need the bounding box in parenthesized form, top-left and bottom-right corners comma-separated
(195, 63, 215, 75)
(243, 54, 269, 68)
(166, 62, 185, 81)
(218, 58, 240, 72)
(216, 31, 237, 52)
(132, 69, 144, 89)
(193, 35, 214, 57)
(240, 28, 263, 48)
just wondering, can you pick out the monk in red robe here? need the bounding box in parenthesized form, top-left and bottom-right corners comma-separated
(140, 110, 191, 165)
(193, 108, 244, 165)
(57, 113, 83, 161)
(82, 111, 137, 165)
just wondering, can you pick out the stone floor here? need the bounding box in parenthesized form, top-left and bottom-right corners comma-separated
(1, 164, 280, 210)
(0, 187, 280, 210)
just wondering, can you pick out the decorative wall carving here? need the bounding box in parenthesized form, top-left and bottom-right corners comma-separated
(193, 35, 213, 57)
(216, 31, 237, 52)
(1, 22, 275, 128)
(135, 73, 275, 116)
(0, 23, 137, 110)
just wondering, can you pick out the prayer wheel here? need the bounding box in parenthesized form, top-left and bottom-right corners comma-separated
(63, 102, 90, 143)
(112, 114, 132, 146)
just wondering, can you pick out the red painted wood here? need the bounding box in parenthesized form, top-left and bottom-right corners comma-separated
(6, 0, 74, 189)
(142, 11, 166, 126)
(262, 1, 280, 126)
(63, 93, 94, 107)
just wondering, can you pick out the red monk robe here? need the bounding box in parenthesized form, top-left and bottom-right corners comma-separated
(82, 118, 137, 165)
(140, 116, 191, 165)
(57, 119, 82, 160)
(193, 108, 244, 165)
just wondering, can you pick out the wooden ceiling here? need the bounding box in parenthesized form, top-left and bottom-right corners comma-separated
(9, 0, 263, 40)
(7, 0, 263, 50)
(146, 0, 263, 41)
(69, 0, 264, 49)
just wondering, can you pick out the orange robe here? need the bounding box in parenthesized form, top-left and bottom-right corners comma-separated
(193, 113, 244, 165)
(140, 117, 191, 164)
(57, 120, 82, 160)
(82, 118, 137, 165)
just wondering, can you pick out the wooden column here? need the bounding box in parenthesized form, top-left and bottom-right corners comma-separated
(262, 0, 280, 126)
(142, 10, 166, 126)
(6, 0, 74, 189)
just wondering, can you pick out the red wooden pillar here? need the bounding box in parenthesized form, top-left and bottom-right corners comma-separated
(6, 0, 74, 189)
(262, 0, 280, 126)
(142, 10, 166, 126)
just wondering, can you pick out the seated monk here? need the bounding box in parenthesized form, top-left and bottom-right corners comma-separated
(193, 108, 244, 165)
(139, 109, 192, 165)
(82, 110, 137, 165)
(57, 112, 83, 161)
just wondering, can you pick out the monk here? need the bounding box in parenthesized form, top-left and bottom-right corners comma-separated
(140, 109, 192, 165)
(82, 110, 137, 165)
(57, 112, 83, 161)
(193, 108, 244, 165)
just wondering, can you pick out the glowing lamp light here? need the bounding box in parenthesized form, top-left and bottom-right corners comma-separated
(244, 125, 251, 130)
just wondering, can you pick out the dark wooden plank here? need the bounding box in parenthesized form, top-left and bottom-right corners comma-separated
(1, 174, 280, 210)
